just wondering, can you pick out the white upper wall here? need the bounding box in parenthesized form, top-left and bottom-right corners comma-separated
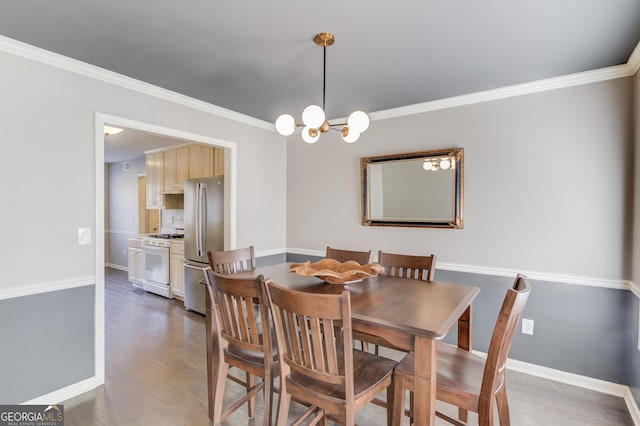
(0, 48, 287, 290)
(287, 78, 634, 281)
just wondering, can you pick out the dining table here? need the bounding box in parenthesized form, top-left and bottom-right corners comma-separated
(218, 262, 480, 426)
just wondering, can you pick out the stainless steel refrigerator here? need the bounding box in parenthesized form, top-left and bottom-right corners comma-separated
(183, 176, 224, 314)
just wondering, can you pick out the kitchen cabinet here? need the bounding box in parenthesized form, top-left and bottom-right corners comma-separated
(146, 151, 164, 209)
(188, 144, 213, 179)
(163, 146, 189, 193)
(214, 147, 224, 176)
(147, 144, 223, 205)
(170, 240, 185, 298)
(127, 237, 145, 287)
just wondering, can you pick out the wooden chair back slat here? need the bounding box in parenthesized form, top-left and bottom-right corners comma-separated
(326, 246, 372, 264)
(207, 270, 266, 352)
(377, 251, 437, 281)
(208, 246, 256, 274)
(266, 281, 351, 387)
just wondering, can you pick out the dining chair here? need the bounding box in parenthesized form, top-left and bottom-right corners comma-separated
(204, 269, 278, 426)
(326, 246, 372, 265)
(391, 274, 531, 426)
(208, 245, 256, 274)
(356, 251, 437, 355)
(264, 280, 397, 426)
(377, 250, 437, 281)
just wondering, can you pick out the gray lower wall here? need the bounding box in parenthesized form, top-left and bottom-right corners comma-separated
(0, 285, 95, 403)
(287, 252, 637, 386)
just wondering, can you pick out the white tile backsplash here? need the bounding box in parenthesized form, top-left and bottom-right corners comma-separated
(161, 209, 185, 234)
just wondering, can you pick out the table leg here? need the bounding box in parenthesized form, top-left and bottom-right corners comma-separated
(457, 305, 472, 351)
(457, 305, 472, 423)
(412, 336, 436, 426)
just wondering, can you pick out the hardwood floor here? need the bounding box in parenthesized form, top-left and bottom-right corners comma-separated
(62, 268, 634, 425)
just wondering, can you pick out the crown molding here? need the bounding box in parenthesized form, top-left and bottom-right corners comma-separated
(370, 64, 634, 121)
(1, 35, 638, 131)
(0, 35, 274, 131)
(628, 40, 640, 75)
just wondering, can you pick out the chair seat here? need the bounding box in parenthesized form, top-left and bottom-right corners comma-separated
(288, 348, 396, 408)
(226, 338, 279, 368)
(395, 343, 503, 411)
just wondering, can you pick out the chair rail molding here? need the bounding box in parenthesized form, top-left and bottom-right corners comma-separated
(286, 248, 631, 291)
(0, 276, 95, 301)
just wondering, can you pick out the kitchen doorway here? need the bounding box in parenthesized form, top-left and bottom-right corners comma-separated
(96, 112, 237, 385)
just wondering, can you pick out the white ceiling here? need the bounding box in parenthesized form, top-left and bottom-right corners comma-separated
(2, 1, 639, 162)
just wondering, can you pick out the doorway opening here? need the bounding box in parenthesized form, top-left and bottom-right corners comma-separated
(95, 112, 237, 385)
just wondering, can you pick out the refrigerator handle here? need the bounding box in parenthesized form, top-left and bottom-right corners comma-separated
(196, 182, 207, 257)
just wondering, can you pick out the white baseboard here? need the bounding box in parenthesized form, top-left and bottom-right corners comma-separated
(105, 263, 127, 272)
(625, 388, 640, 426)
(22, 377, 98, 405)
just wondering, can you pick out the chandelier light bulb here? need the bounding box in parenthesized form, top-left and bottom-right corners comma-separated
(275, 114, 296, 136)
(347, 111, 370, 134)
(302, 105, 325, 128)
(341, 126, 360, 143)
(301, 126, 320, 144)
(440, 158, 451, 170)
(423, 160, 433, 171)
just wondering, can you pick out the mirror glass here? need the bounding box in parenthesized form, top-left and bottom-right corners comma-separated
(361, 148, 463, 228)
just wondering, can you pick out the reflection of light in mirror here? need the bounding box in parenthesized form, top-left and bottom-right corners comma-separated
(423, 156, 456, 172)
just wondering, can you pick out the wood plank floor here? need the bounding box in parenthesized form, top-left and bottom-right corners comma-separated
(62, 268, 634, 425)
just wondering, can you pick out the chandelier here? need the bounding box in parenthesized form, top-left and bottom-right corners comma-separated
(275, 32, 370, 144)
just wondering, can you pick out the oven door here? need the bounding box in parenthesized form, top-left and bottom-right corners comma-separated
(142, 244, 170, 285)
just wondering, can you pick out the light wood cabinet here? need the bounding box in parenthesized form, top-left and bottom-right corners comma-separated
(127, 237, 145, 287)
(176, 146, 190, 185)
(170, 240, 185, 298)
(188, 144, 213, 179)
(214, 147, 224, 176)
(163, 146, 190, 193)
(146, 152, 164, 209)
(148, 144, 223, 203)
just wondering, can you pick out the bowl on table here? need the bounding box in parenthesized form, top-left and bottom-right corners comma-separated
(289, 259, 384, 284)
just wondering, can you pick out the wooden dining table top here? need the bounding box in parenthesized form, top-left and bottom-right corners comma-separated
(226, 262, 480, 342)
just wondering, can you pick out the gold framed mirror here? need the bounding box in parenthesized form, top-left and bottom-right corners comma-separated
(361, 148, 464, 228)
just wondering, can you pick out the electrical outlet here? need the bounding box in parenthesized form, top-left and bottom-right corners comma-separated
(521, 318, 534, 335)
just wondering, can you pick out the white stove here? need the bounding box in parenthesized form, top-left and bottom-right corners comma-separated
(141, 234, 182, 298)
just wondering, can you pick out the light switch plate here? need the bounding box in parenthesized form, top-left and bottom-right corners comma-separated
(78, 227, 92, 245)
(521, 318, 534, 335)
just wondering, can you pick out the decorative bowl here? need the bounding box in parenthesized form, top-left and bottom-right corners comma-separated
(289, 259, 384, 284)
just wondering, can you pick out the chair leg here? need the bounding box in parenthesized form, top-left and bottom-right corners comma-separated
(496, 383, 510, 426)
(391, 374, 406, 426)
(387, 378, 395, 426)
(246, 372, 256, 418)
(477, 400, 494, 426)
(458, 407, 468, 423)
(276, 385, 292, 426)
(211, 360, 229, 426)
(263, 371, 273, 426)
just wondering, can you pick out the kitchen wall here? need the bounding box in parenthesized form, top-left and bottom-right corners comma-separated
(0, 39, 286, 403)
(106, 155, 146, 269)
(287, 77, 636, 385)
